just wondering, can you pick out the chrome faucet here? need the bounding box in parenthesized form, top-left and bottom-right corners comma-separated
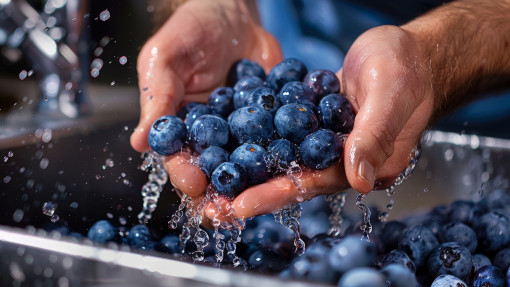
(0, 0, 90, 118)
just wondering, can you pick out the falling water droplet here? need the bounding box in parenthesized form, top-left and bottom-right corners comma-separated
(99, 9, 111, 21)
(42, 202, 57, 216)
(19, 70, 28, 80)
(119, 56, 127, 65)
(356, 193, 372, 242)
(327, 192, 346, 237)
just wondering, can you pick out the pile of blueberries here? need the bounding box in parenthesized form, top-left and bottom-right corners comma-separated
(148, 58, 354, 197)
(81, 188, 510, 287)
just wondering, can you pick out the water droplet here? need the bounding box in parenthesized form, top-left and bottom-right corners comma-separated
(91, 58, 104, 70)
(40, 158, 49, 169)
(119, 56, 127, 65)
(69, 202, 78, 209)
(119, 217, 127, 225)
(105, 158, 114, 168)
(232, 38, 239, 46)
(94, 47, 104, 57)
(99, 9, 111, 21)
(28, 70, 34, 77)
(19, 70, 28, 80)
(95, 174, 102, 180)
(110, 81, 116, 86)
(13, 209, 24, 222)
(41, 128, 52, 143)
(3, 176, 11, 183)
(106, 212, 113, 219)
(90, 68, 100, 78)
(444, 148, 454, 161)
(42, 202, 57, 216)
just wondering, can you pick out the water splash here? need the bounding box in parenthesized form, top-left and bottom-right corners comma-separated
(273, 203, 306, 256)
(168, 193, 189, 229)
(137, 152, 168, 224)
(326, 192, 346, 237)
(378, 198, 394, 223)
(386, 146, 421, 196)
(355, 193, 372, 242)
(226, 228, 242, 267)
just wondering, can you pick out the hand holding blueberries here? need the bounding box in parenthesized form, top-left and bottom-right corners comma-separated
(133, 0, 510, 225)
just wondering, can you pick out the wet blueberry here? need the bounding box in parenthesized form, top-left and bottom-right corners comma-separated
(328, 235, 377, 273)
(473, 211, 510, 253)
(277, 81, 314, 105)
(442, 222, 478, 253)
(230, 143, 269, 186)
(380, 264, 420, 287)
(427, 242, 472, 281)
(185, 104, 212, 131)
(233, 76, 265, 109)
(303, 69, 340, 103)
(431, 274, 467, 287)
(87, 220, 118, 243)
(176, 102, 200, 119)
(267, 139, 298, 170)
(318, 93, 355, 134)
(126, 224, 153, 249)
(493, 248, 510, 272)
(148, 115, 187, 156)
(398, 224, 439, 269)
(472, 253, 492, 274)
(266, 58, 308, 92)
(199, 146, 230, 179)
(381, 221, 407, 253)
(337, 267, 386, 287)
(159, 234, 180, 254)
(245, 86, 281, 115)
(189, 115, 229, 153)
(228, 59, 266, 85)
(208, 87, 235, 118)
(300, 129, 343, 170)
(274, 103, 319, 144)
(381, 249, 416, 273)
(472, 265, 505, 287)
(211, 162, 247, 198)
(228, 106, 274, 145)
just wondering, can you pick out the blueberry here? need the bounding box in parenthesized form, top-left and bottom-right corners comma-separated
(274, 103, 319, 144)
(431, 274, 467, 287)
(242, 223, 281, 248)
(473, 211, 510, 253)
(300, 129, 343, 170)
(228, 59, 266, 85)
(185, 104, 213, 131)
(472, 254, 492, 274)
(442, 222, 478, 253)
(176, 102, 200, 120)
(398, 224, 439, 269)
(380, 264, 420, 287)
(493, 248, 510, 272)
(87, 220, 118, 243)
(266, 58, 308, 92)
(381, 221, 407, 253)
(381, 249, 416, 273)
(303, 69, 340, 103)
(337, 267, 386, 287)
(126, 224, 153, 249)
(267, 139, 298, 170)
(328, 235, 377, 273)
(189, 115, 229, 153)
(233, 76, 265, 109)
(427, 242, 472, 281)
(228, 106, 274, 145)
(211, 162, 247, 198)
(148, 115, 187, 156)
(472, 265, 505, 287)
(318, 93, 355, 134)
(199, 146, 229, 179)
(208, 87, 235, 118)
(160, 234, 180, 254)
(277, 81, 314, 105)
(288, 240, 339, 284)
(245, 87, 281, 115)
(248, 249, 287, 273)
(230, 143, 269, 186)
(447, 200, 476, 224)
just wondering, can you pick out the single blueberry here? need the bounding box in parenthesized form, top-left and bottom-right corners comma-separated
(472, 265, 505, 287)
(381, 221, 407, 253)
(233, 76, 265, 109)
(381, 249, 416, 273)
(473, 211, 510, 253)
(431, 274, 467, 287)
(337, 267, 386, 287)
(245, 86, 281, 115)
(328, 235, 377, 273)
(380, 264, 420, 287)
(230, 143, 269, 186)
(318, 93, 355, 134)
(277, 81, 314, 105)
(199, 146, 230, 179)
(176, 102, 200, 119)
(87, 220, 118, 243)
(426, 242, 472, 281)
(248, 249, 287, 273)
(211, 162, 247, 198)
(208, 87, 235, 118)
(159, 234, 180, 254)
(228, 59, 266, 85)
(266, 58, 308, 92)
(267, 139, 298, 171)
(442, 222, 478, 253)
(148, 115, 187, 156)
(447, 200, 476, 224)
(189, 114, 229, 153)
(185, 104, 212, 131)
(472, 254, 492, 274)
(274, 103, 319, 144)
(228, 106, 274, 145)
(493, 248, 510, 272)
(300, 129, 343, 170)
(126, 224, 153, 249)
(303, 69, 340, 103)
(288, 240, 339, 284)
(398, 224, 439, 269)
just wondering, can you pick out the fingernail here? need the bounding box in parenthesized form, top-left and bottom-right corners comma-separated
(358, 159, 375, 190)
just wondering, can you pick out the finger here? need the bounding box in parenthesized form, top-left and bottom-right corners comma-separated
(231, 161, 349, 219)
(163, 152, 208, 198)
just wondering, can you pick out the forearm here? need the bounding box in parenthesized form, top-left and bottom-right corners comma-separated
(402, 0, 510, 119)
